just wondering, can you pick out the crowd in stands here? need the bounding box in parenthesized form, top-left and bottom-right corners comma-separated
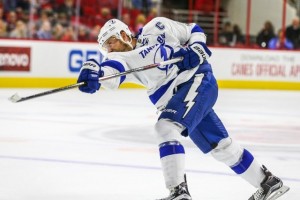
(0, 0, 155, 42)
(218, 17, 300, 50)
(0, 0, 299, 50)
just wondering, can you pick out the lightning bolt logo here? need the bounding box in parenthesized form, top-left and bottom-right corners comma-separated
(182, 74, 204, 118)
(156, 45, 175, 75)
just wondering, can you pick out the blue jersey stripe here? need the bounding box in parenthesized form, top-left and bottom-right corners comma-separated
(231, 149, 254, 174)
(149, 78, 175, 105)
(159, 141, 185, 158)
(100, 60, 126, 84)
(191, 24, 204, 33)
(135, 28, 143, 39)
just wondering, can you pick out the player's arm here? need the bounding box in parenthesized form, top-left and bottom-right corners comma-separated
(155, 17, 212, 69)
(172, 23, 212, 69)
(77, 59, 126, 93)
(100, 59, 127, 90)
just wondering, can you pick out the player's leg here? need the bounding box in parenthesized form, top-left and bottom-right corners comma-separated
(155, 118, 186, 189)
(158, 68, 289, 199)
(155, 118, 192, 200)
(155, 71, 217, 200)
(248, 165, 289, 200)
(190, 110, 289, 200)
(212, 137, 289, 200)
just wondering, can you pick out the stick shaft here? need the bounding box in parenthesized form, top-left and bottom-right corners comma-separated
(99, 57, 182, 81)
(12, 58, 181, 103)
(15, 82, 85, 102)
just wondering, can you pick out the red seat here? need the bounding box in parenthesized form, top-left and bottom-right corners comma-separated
(83, 6, 96, 15)
(82, 0, 98, 7)
(55, 0, 65, 5)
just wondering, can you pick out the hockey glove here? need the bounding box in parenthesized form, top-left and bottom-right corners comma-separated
(77, 59, 104, 94)
(173, 42, 212, 70)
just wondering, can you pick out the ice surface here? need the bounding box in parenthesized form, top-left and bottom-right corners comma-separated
(0, 88, 299, 200)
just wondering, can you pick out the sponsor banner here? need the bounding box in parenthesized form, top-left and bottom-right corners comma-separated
(211, 48, 300, 82)
(0, 46, 31, 71)
(0, 39, 299, 89)
(0, 40, 104, 77)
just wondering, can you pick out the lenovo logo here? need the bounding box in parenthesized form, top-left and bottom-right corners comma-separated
(0, 47, 31, 71)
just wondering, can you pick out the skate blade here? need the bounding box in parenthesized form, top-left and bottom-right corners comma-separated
(267, 185, 290, 200)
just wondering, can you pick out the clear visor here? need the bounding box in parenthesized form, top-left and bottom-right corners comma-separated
(101, 36, 120, 52)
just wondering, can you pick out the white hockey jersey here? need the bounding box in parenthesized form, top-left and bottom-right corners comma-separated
(101, 17, 211, 110)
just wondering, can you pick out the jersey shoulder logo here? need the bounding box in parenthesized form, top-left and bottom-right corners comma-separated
(137, 37, 149, 46)
(155, 22, 165, 30)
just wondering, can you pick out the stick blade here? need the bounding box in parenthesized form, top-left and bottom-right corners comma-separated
(9, 93, 22, 103)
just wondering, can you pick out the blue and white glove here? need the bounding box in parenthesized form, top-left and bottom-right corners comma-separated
(173, 42, 212, 70)
(77, 59, 104, 94)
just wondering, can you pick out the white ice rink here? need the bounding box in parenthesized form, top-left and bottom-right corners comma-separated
(0, 88, 299, 200)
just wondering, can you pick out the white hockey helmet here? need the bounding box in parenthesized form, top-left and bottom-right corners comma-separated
(97, 19, 133, 51)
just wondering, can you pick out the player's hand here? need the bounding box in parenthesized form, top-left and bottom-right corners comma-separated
(77, 59, 104, 94)
(172, 42, 211, 70)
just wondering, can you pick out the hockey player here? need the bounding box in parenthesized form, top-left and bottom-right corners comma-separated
(77, 17, 290, 200)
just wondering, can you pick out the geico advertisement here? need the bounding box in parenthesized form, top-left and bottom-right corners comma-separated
(0, 40, 105, 77)
(68, 49, 104, 72)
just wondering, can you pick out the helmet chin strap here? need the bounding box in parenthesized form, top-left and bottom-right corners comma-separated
(119, 35, 133, 50)
(126, 38, 134, 50)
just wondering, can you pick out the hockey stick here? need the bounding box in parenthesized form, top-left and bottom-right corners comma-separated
(8, 57, 182, 103)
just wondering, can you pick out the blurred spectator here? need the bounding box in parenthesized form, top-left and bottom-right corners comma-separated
(57, 0, 78, 21)
(89, 24, 101, 41)
(0, 18, 7, 37)
(135, 13, 146, 34)
(52, 23, 64, 40)
(20, 9, 30, 23)
(43, 8, 56, 25)
(60, 25, 75, 41)
(9, 19, 28, 38)
(256, 21, 275, 48)
(95, 7, 112, 27)
(268, 29, 294, 50)
(36, 9, 51, 29)
(97, 0, 118, 17)
(36, 20, 52, 39)
(6, 11, 17, 33)
(57, 12, 69, 27)
(77, 25, 89, 41)
(146, 8, 157, 23)
(0, 7, 4, 20)
(132, 0, 152, 15)
(218, 21, 233, 46)
(285, 17, 300, 49)
(33, 0, 55, 16)
(15, 7, 25, 21)
(16, 0, 30, 12)
(28, 22, 39, 39)
(3, 0, 17, 12)
(121, 12, 134, 33)
(232, 24, 244, 46)
(218, 22, 244, 47)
